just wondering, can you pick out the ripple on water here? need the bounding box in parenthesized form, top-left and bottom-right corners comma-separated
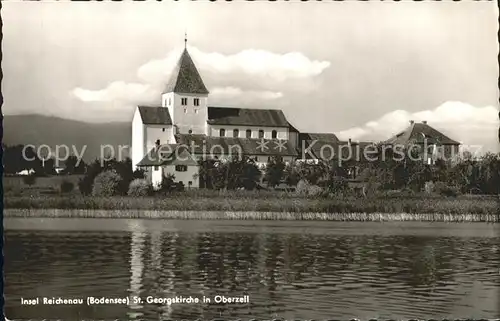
(4, 219, 500, 320)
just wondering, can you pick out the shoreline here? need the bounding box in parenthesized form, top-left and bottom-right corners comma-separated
(4, 208, 500, 222)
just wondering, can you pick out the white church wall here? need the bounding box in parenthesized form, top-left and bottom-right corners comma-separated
(163, 165, 199, 188)
(132, 108, 145, 172)
(289, 131, 299, 150)
(209, 125, 289, 140)
(145, 125, 175, 151)
(151, 166, 163, 190)
(162, 92, 208, 135)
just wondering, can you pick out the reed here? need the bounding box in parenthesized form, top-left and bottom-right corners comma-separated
(4, 194, 499, 219)
(4, 208, 499, 222)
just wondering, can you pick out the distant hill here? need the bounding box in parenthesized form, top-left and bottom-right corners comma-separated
(3, 114, 131, 162)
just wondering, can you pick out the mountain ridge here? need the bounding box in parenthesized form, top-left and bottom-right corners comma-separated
(3, 114, 132, 162)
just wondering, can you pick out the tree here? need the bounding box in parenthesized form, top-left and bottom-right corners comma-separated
(78, 159, 103, 195)
(107, 158, 134, 195)
(64, 155, 86, 175)
(36, 157, 57, 176)
(264, 157, 286, 188)
(353, 144, 432, 192)
(92, 170, 122, 196)
(78, 157, 135, 195)
(60, 180, 74, 193)
(197, 156, 261, 190)
(64, 155, 78, 174)
(3, 144, 41, 174)
(128, 179, 153, 197)
(132, 168, 146, 179)
(443, 152, 500, 195)
(160, 173, 177, 192)
(22, 174, 37, 186)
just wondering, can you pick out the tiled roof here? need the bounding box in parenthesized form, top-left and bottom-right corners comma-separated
(163, 49, 209, 95)
(136, 144, 198, 167)
(383, 122, 460, 145)
(299, 132, 340, 143)
(175, 134, 298, 157)
(288, 122, 300, 133)
(207, 107, 290, 127)
(138, 106, 172, 125)
(301, 140, 376, 162)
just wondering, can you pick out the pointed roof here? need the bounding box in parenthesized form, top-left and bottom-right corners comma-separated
(383, 121, 460, 145)
(299, 132, 340, 143)
(164, 48, 209, 95)
(137, 106, 172, 125)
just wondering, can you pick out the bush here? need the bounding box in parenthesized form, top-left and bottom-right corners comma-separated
(424, 181, 435, 194)
(434, 182, 460, 197)
(60, 180, 74, 194)
(325, 176, 349, 194)
(307, 185, 324, 197)
(5, 186, 22, 197)
(128, 179, 153, 197)
(175, 181, 185, 192)
(296, 179, 324, 197)
(398, 187, 416, 197)
(159, 174, 176, 193)
(22, 174, 37, 186)
(132, 169, 146, 179)
(381, 188, 416, 198)
(296, 179, 310, 195)
(92, 170, 122, 197)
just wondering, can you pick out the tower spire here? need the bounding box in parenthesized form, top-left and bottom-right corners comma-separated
(184, 31, 187, 49)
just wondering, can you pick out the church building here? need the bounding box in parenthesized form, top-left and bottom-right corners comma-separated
(131, 43, 330, 188)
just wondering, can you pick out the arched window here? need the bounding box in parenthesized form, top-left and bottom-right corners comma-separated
(272, 130, 277, 139)
(246, 129, 252, 138)
(233, 129, 239, 138)
(220, 128, 226, 137)
(259, 130, 264, 139)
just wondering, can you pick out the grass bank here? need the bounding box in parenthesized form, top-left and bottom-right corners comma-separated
(4, 194, 500, 222)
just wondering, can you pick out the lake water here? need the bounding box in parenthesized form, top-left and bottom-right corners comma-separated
(4, 214, 500, 320)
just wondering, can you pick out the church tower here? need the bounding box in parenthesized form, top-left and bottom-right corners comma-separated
(161, 36, 209, 135)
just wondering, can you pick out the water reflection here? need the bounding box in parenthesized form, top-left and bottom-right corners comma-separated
(4, 219, 500, 320)
(128, 221, 145, 319)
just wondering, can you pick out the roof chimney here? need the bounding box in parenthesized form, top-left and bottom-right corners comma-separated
(422, 120, 427, 124)
(409, 120, 414, 125)
(348, 138, 352, 145)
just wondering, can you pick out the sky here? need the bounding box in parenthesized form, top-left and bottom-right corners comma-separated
(3, 1, 499, 152)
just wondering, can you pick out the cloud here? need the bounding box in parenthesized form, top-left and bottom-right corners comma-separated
(71, 46, 330, 106)
(72, 81, 157, 106)
(337, 101, 499, 153)
(211, 86, 283, 100)
(188, 47, 331, 82)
